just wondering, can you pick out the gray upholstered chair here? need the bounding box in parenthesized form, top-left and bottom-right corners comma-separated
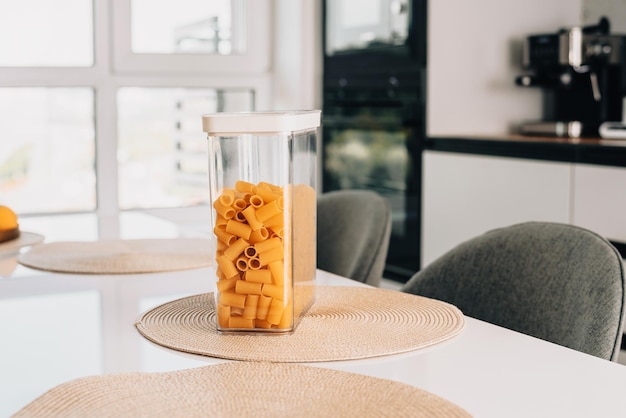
(402, 222, 626, 361)
(317, 189, 392, 287)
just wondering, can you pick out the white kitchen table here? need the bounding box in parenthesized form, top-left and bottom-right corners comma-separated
(1, 212, 625, 417)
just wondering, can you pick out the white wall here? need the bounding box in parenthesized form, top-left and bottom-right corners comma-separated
(272, 0, 322, 111)
(583, 0, 626, 31)
(274, 0, 624, 132)
(427, 0, 582, 136)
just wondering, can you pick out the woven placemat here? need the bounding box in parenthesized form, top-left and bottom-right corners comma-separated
(13, 362, 472, 418)
(0, 231, 44, 254)
(135, 286, 465, 362)
(17, 238, 213, 274)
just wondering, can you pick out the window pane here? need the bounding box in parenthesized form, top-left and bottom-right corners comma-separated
(0, 88, 96, 214)
(0, 0, 93, 67)
(131, 0, 244, 55)
(117, 87, 254, 210)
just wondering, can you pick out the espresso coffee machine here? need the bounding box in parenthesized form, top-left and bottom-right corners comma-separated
(515, 17, 626, 137)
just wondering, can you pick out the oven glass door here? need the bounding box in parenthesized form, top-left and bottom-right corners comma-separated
(322, 102, 420, 279)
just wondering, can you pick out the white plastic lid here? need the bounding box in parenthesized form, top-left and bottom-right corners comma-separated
(202, 110, 321, 134)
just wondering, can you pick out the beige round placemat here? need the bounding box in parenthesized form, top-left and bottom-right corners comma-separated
(17, 238, 213, 274)
(135, 286, 465, 362)
(14, 362, 472, 418)
(0, 231, 44, 254)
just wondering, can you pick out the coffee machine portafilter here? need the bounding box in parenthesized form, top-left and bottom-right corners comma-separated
(515, 17, 626, 137)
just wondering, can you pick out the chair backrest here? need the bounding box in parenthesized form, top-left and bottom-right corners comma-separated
(402, 222, 626, 361)
(317, 190, 391, 286)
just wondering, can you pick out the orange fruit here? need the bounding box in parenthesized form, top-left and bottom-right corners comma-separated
(0, 206, 19, 231)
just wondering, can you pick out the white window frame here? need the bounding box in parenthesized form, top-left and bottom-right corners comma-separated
(0, 0, 273, 234)
(111, 0, 272, 75)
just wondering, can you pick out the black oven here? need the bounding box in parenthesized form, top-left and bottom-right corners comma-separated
(322, 0, 427, 281)
(322, 70, 425, 280)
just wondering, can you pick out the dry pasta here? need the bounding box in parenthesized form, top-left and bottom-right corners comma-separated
(213, 181, 289, 330)
(235, 280, 263, 295)
(225, 220, 252, 240)
(258, 246, 284, 267)
(242, 206, 263, 230)
(235, 180, 255, 193)
(254, 237, 282, 254)
(249, 195, 264, 208)
(220, 291, 246, 310)
(224, 238, 250, 261)
(245, 269, 272, 284)
(254, 187, 280, 203)
(214, 226, 237, 246)
(236, 257, 249, 271)
(213, 180, 315, 332)
(213, 199, 236, 219)
(219, 189, 235, 206)
(256, 295, 272, 320)
(248, 257, 261, 270)
(233, 198, 247, 210)
(255, 200, 282, 222)
(243, 294, 259, 319)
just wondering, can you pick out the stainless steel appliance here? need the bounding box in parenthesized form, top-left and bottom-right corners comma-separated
(515, 17, 626, 137)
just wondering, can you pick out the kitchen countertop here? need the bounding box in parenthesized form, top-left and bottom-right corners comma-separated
(425, 134, 626, 167)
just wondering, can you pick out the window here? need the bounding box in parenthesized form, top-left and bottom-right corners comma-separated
(117, 87, 254, 209)
(0, 0, 270, 216)
(130, 0, 238, 55)
(0, 0, 93, 67)
(0, 88, 96, 213)
(112, 0, 270, 74)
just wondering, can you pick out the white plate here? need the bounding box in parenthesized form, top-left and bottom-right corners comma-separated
(0, 231, 45, 254)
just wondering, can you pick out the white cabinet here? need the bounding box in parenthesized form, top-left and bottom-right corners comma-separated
(573, 165, 626, 242)
(421, 151, 572, 267)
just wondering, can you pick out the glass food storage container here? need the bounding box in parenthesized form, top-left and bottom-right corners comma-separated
(203, 111, 320, 333)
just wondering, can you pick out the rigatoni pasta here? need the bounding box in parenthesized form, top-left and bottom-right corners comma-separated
(212, 180, 315, 331)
